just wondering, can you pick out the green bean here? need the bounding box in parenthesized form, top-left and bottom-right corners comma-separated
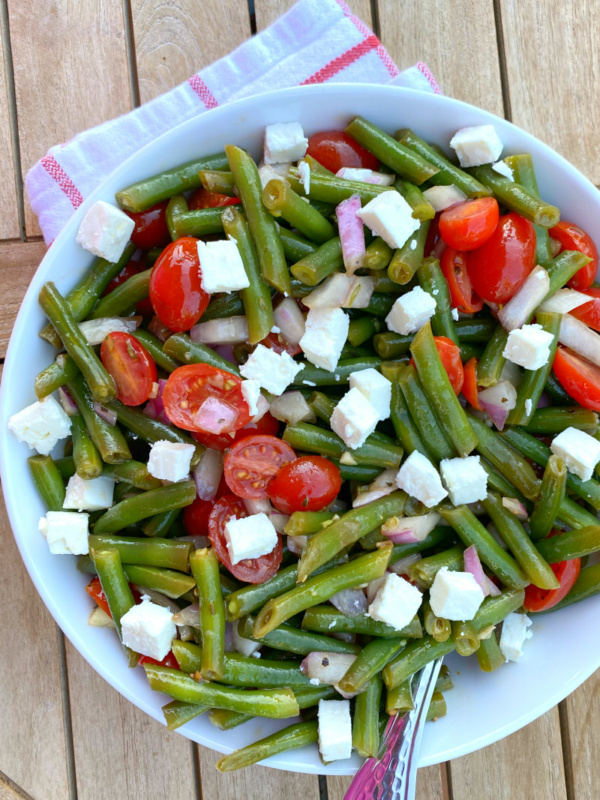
(171, 207, 224, 238)
(288, 167, 392, 203)
(255, 546, 392, 637)
(346, 118, 439, 185)
(67, 374, 131, 464)
(452, 620, 480, 657)
(334, 460, 382, 482)
(40, 283, 116, 404)
(208, 708, 251, 730)
(338, 638, 406, 695)
(293, 357, 381, 387)
(93, 481, 196, 534)
(476, 324, 508, 388)
(423, 602, 452, 643)
(121, 564, 195, 598)
(290, 237, 342, 286)
(144, 664, 300, 718)
(71, 414, 102, 479)
(28, 455, 66, 511)
(525, 407, 599, 435)
(102, 460, 162, 491)
(364, 237, 394, 271)
(386, 680, 414, 715)
(427, 691, 448, 721)
(482, 492, 558, 589)
(476, 631, 506, 672)
(353, 675, 383, 758)
(386, 379, 432, 459)
(221, 206, 274, 344)
(237, 615, 360, 656)
(217, 720, 318, 772)
(396, 180, 435, 221)
(398, 364, 455, 461)
(545, 251, 592, 297)
(284, 510, 337, 536)
(505, 154, 553, 265)
(469, 165, 560, 227)
(162, 332, 241, 377)
(537, 526, 600, 563)
(529, 456, 567, 541)
(122, 331, 175, 374)
(35, 354, 80, 400)
(189, 549, 225, 681)
(411, 322, 476, 456)
(348, 316, 382, 347)
(454, 317, 497, 342)
(297, 495, 406, 581)
(388, 221, 430, 285)
(545, 372, 572, 406)
(226, 145, 291, 295)
(439, 505, 528, 589)
(435, 665, 454, 693)
(202, 291, 246, 322)
(279, 226, 318, 262)
(547, 563, 600, 612)
(198, 169, 236, 196)
(407, 547, 465, 588)
(366, 292, 397, 318)
(282, 422, 403, 469)
(301, 605, 422, 639)
(89, 270, 151, 319)
(262, 178, 336, 244)
(166, 195, 188, 240)
(91, 548, 135, 642)
(508, 312, 560, 425)
(389, 528, 456, 567)
(557, 496, 600, 530)
(89, 534, 193, 571)
(373, 332, 412, 359)
(163, 700, 207, 731)
(395, 129, 490, 197)
(418, 256, 458, 344)
(142, 508, 180, 538)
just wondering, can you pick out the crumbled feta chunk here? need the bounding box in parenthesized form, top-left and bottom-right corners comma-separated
(298, 160, 311, 194)
(241, 379, 261, 417)
(336, 167, 395, 185)
(503, 323, 554, 370)
(318, 699, 352, 762)
(264, 122, 308, 164)
(449, 125, 503, 168)
(299, 307, 349, 371)
(224, 513, 278, 564)
(269, 391, 315, 425)
(240, 343, 304, 395)
(63, 474, 115, 511)
(368, 572, 422, 631)
(385, 286, 436, 335)
(491, 160, 514, 180)
(38, 511, 89, 555)
(550, 427, 600, 482)
(120, 598, 177, 661)
(525, 398, 533, 416)
(452, 307, 460, 321)
(357, 191, 420, 249)
(396, 451, 448, 508)
(439, 456, 488, 506)
(499, 612, 532, 662)
(197, 238, 250, 293)
(429, 567, 485, 621)
(75, 200, 135, 263)
(147, 441, 195, 483)
(330, 388, 379, 450)
(232, 619, 261, 657)
(8, 396, 72, 455)
(422, 184, 467, 212)
(79, 316, 138, 346)
(349, 367, 391, 421)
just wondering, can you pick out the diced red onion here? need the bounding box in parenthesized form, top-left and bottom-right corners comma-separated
(498, 265, 550, 332)
(175, 535, 211, 549)
(353, 469, 398, 508)
(88, 607, 115, 628)
(132, 586, 180, 613)
(478, 380, 517, 431)
(336, 194, 366, 275)
(329, 588, 367, 617)
(366, 576, 386, 604)
(269, 392, 315, 425)
(211, 344, 237, 365)
(148, 382, 159, 399)
(93, 402, 118, 426)
(190, 316, 249, 345)
(336, 167, 394, 186)
(193, 397, 238, 434)
(58, 386, 79, 416)
(148, 315, 172, 342)
(193, 448, 223, 501)
(270, 511, 290, 533)
(463, 545, 489, 596)
(381, 512, 441, 544)
(559, 314, 600, 367)
(251, 393, 271, 424)
(287, 534, 308, 556)
(486, 579, 502, 597)
(422, 184, 466, 212)
(432, 235, 447, 260)
(304, 273, 353, 308)
(539, 288, 590, 315)
(232, 619, 261, 657)
(79, 316, 141, 346)
(244, 497, 272, 515)
(224, 621, 236, 653)
(388, 554, 422, 576)
(501, 497, 528, 520)
(172, 603, 199, 626)
(143, 378, 170, 425)
(537, 392, 551, 409)
(273, 297, 306, 344)
(300, 651, 357, 685)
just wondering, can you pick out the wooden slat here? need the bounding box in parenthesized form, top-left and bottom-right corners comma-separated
(328, 764, 447, 800)
(255, 0, 373, 30)
(0, 27, 20, 239)
(378, 0, 504, 116)
(132, 0, 252, 104)
(0, 491, 70, 800)
(0, 239, 46, 358)
(499, 1, 600, 184)
(561, 675, 600, 799)
(8, 0, 132, 236)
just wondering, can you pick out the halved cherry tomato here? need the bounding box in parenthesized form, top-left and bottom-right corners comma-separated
(440, 248, 484, 314)
(102, 260, 144, 296)
(267, 456, 341, 515)
(524, 532, 581, 612)
(549, 220, 599, 291)
(100, 332, 157, 407)
(192, 411, 280, 451)
(306, 130, 379, 173)
(553, 347, 600, 411)
(224, 434, 297, 498)
(149, 237, 210, 332)
(85, 576, 141, 617)
(126, 201, 170, 250)
(467, 212, 536, 304)
(261, 331, 302, 357)
(163, 364, 252, 434)
(439, 197, 499, 251)
(188, 188, 241, 210)
(412, 336, 464, 395)
(462, 357, 482, 410)
(183, 473, 230, 536)
(424, 214, 441, 257)
(208, 494, 283, 583)
(138, 652, 180, 669)
(570, 287, 600, 331)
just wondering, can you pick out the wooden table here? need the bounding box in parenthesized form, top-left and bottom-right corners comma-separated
(0, 2, 598, 798)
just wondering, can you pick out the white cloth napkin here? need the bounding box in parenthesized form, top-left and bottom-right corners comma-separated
(25, 0, 440, 245)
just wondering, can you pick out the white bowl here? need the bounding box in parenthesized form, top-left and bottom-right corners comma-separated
(1, 84, 600, 776)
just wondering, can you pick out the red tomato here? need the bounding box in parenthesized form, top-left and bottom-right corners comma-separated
(570, 287, 600, 331)
(553, 348, 600, 411)
(183, 496, 217, 536)
(439, 198, 499, 251)
(467, 213, 536, 304)
(102, 260, 144, 297)
(192, 411, 280, 451)
(306, 130, 379, 173)
(224, 434, 297, 498)
(188, 188, 241, 210)
(424, 215, 442, 257)
(85, 577, 141, 617)
(126, 201, 170, 250)
(149, 237, 210, 332)
(267, 456, 341, 514)
(435, 336, 464, 395)
(138, 652, 180, 669)
(136, 296, 155, 318)
(462, 357, 482, 410)
(549, 220, 599, 291)
(208, 494, 283, 583)
(440, 248, 484, 313)
(261, 331, 303, 357)
(163, 364, 252, 434)
(100, 332, 157, 406)
(524, 534, 581, 612)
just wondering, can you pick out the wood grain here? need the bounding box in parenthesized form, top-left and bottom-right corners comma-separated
(327, 764, 448, 800)
(254, 0, 373, 30)
(0, 29, 20, 239)
(561, 675, 600, 799)
(0, 240, 46, 358)
(499, 0, 600, 184)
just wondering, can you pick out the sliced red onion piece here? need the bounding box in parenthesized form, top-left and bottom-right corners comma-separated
(58, 386, 79, 416)
(303, 273, 354, 308)
(463, 545, 489, 596)
(300, 651, 357, 685)
(190, 315, 249, 345)
(539, 288, 590, 315)
(175, 535, 211, 549)
(497, 265, 550, 332)
(381, 512, 441, 544)
(329, 588, 368, 617)
(193, 397, 238, 434)
(270, 511, 290, 534)
(148, 315, 172, 343)
(337, 194, 365, 275)
(273, 297, 306, 344)
(388, 554, 422, 576)
(211, 344, 238, 365)
(366, 575, 386, 604)
(559, 314, 600, 367)
(353, 468, 398, 508)
(478, 380, 517, 431)
(93, 402, 118, 426)
(232, 619, 261, 657)
(432, 235, 447, 261)
(486, 579, 502, 597)
(251, 393, 271, 424)
(224, 621, 236, 653)
(335, 168, 394, 186)
(132, 586, 181, 613)
(143, 378, 170, 424)
(269, 391, 316, 425)
(287, 534, 308, 556)
(79, 315, 141, 346)
(537, 392, 551, 409)
(172, 603, 199, 626)
(193, 448, 223, 501)
(501, 497, 528, 520)
(244, 497, 272, 515)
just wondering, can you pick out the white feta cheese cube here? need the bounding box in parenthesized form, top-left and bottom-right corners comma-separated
(8, 396, 72, 455)
(491, 160, 514, 181)
(439, 455, 488, 506)
(38, 511, 90, 555)
(79, 316, 138, 346)
(357, 191, 420, 249)
(503, 323, 554, 370)
(449, 125, 503, 168)
(396, 451, 448, 508)
(550, 426, 600, 482)
(299, 307, 349, 371)
(120, 598, 177, 661)
(385, 286, 437, 335)
(336, 168, 395, 186)
(264, 122, 308, 164)
(429, 567, 485, 621)
(452, 307, 460, 321)
(298, 160, 311, 194)
(499, 612, 533, 662)
(318, 699, 352, 762)
(63, 474, 115, 511)
(330, 388, 379, 449)
(349, 367, 391, 421)
(241, 379, 262, 417)
(224, 513, 278, 564)
(147, 441, 195, 483)
(197, 239, 250, 293)
(232, 619, 262, 657)
(269, 391, 315, 425)
(258, 162, 291, 188)
(368, 572, 423, 631)
(422, 184, 467, 212)
(75, 200, 135, 263)
(240, 343, 304, 395)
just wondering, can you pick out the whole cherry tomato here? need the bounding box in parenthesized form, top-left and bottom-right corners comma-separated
(100, 332, 157, 406)
(149, 237, 210, 332)
(440, 248, 484, 314)
(126, 201, 170, 250)
(267, 456, 341, 515)
(439, 197, 499, 251)
(224, 434, 297, 498)
(549, 220, 598, 291)
(306, 130, 379, 173)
